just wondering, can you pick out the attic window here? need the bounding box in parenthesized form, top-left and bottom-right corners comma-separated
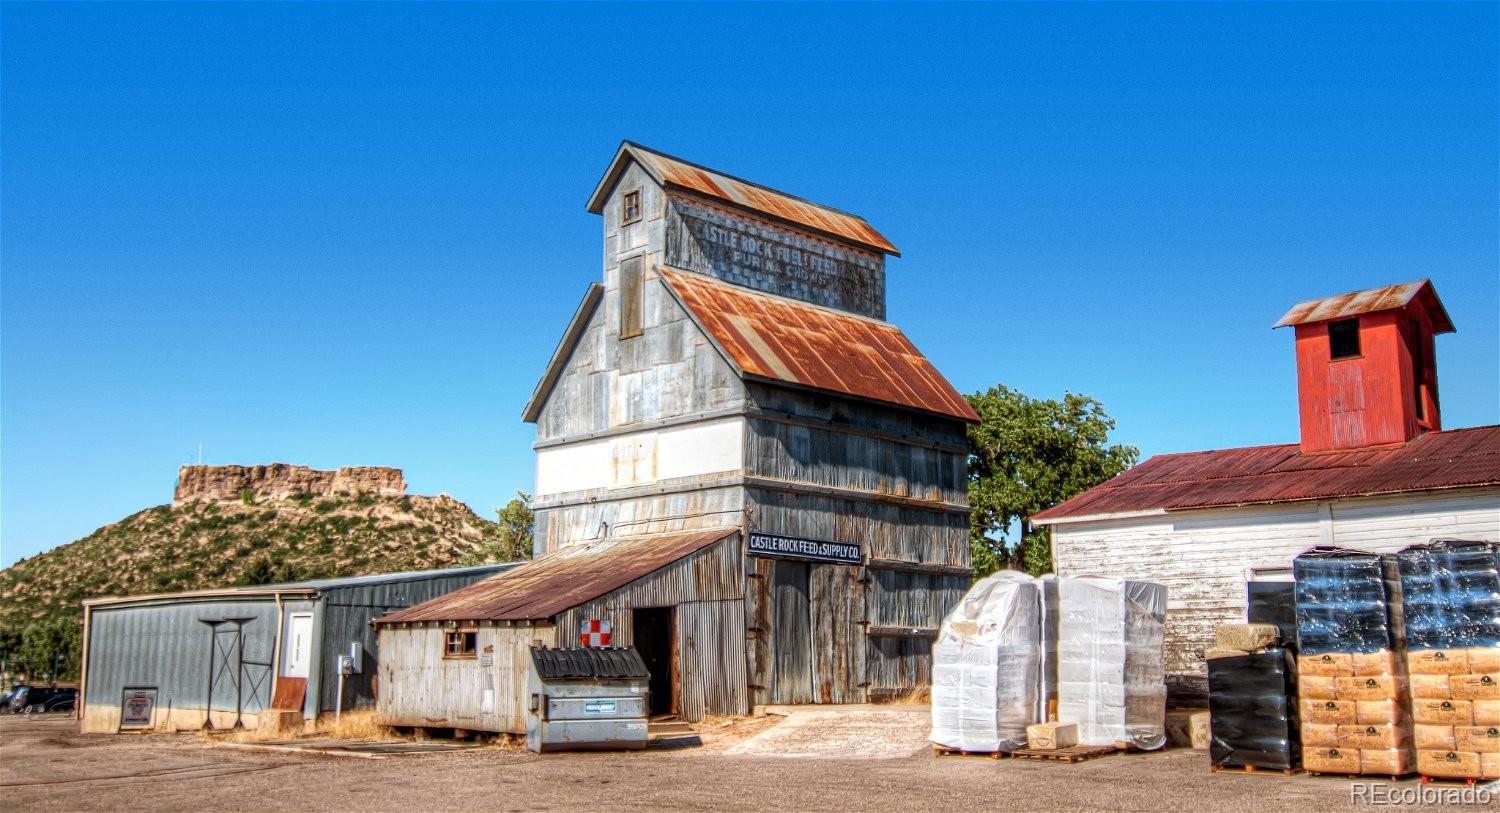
(444, 630, 477, 658)
(622, 190, 642, 225)
(1328, 318, 1361, 359)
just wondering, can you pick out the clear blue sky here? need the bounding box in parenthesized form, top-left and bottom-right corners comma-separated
(3, 2, 1496, 567)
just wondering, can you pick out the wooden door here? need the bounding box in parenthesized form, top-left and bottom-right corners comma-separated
(771, 561, 813, 704)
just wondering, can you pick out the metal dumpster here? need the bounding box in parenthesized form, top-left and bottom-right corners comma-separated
(526, 646, 650, 752)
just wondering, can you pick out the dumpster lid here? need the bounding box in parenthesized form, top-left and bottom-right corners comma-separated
(530, 646, 649, 680)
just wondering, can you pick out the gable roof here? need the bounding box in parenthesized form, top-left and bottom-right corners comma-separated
(374, 527, 737, 624)
(521, 283, 603, 423)
(1032, 424, 1500, 524)
(660, 268, 979, 422)
(1274, 279, 1454, 333)
(587, 141, 900, 256)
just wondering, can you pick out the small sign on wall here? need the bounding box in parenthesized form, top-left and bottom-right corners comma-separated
(120, 687, 157, 729)
(580, 619, 612, 647)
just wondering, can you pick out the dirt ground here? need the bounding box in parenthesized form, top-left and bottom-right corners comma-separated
(0, 713, 1481, 812)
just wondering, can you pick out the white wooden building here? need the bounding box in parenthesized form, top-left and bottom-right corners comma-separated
(1033, 281, 1500, 699)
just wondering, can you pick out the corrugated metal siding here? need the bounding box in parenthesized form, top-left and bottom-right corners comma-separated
(315, 567, 514, 713)
(83, 597, 290, 732)
(1035, 424, 1500, 522)
(376, 624, 556, 734)
(749, 487, 969, 567)
(661, 269, 979, 422)
(677, 599, 749, 719)
(862, 571, 968, 695)
(745, 417, 966, 506)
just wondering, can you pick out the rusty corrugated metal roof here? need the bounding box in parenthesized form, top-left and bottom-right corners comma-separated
(1032, 424, 1500, 523)
(374, 528, 737, 624)
(660, 268, 979, 422)
(587, 142, 900, 256)
(1274, 279, 1454, 333)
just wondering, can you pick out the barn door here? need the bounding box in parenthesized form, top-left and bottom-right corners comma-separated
(771, 561, 814, 704)
(207, 623, 243, 728)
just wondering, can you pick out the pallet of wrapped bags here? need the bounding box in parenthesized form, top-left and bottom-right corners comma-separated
(1293, 547, 1415, 777)
(930, 571, 1042, 753)
(1397, 538, 1500, 781)
(1208, 646, 1300, 771)
(1057, 576, 1168, 750)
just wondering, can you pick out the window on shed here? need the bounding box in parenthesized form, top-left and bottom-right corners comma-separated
(1328, 318, 1361, 359)
(622, 189, 642, 225)
(619, 257, 644, 339)
(445, 630, 477, 658)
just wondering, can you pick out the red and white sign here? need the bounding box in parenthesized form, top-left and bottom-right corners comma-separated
(579, 619, 612, 647)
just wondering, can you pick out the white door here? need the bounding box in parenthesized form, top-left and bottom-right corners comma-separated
(284, 614, 313, 678)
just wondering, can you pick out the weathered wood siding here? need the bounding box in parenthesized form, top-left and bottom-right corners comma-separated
(663, 194, 886, 319)
(1051, 487, 1500, 691)
(747, 489, 969, 569)
(677, 599, 749, 719)
(376, 624, 557, 734)
(534, 486, 745, 554)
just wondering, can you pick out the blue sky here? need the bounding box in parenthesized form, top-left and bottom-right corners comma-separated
(3, 2, 1496, 567)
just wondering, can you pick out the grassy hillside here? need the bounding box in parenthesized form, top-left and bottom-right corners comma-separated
(0, 492, 506, 680)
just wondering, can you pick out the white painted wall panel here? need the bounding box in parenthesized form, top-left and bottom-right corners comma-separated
(1050, 487, 1500, 678)
(535, 417, 745, 498)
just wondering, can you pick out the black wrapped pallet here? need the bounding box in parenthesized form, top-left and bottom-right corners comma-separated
(1208, 647, 1300, 771)
(1293, 547, 1406, 654)
(1396, 539, 1500, 650)
(1247, 581, 1297, 650)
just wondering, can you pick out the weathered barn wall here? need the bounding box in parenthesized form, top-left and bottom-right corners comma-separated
(314, 568, 513, 715)
(1051, 486, 1500, 694)
(551, 535, 746, 720)
(533, 487, 745, 554)
(82, 596, 311, 733)
(376, 624, 558, 734)
(663, 194, 886, 319)
(535, 417, 744, 495)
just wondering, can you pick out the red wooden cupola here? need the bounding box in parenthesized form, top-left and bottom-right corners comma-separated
(1275, 280, 1455, 454)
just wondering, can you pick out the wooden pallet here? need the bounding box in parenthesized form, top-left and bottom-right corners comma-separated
(1305, 769, 1411, 782)
(931, 745, 1005, 759)
(1420, 775, 1489, 787)
(1211, 763, 1300, 777)
(1007, 743, 1122, 763)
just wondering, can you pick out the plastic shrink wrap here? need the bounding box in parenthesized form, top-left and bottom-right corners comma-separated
(930, 572, 1042, 752)
(1396, 539, 1500, 780)
(1293, 547, 1414, 777)
(1247, 581, 1298, 650)
(1207, 647, 1300, 770)
(1038, 575, 1060, 723)
(1057, 576, 1168, 749)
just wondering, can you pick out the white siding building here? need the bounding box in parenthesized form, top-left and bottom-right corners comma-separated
(1033, 281, 1499, 700)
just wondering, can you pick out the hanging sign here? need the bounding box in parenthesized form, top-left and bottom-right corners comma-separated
(747, 532, 862, 565)
(120, 687, 157, 729)
(580, 619, 612, 647)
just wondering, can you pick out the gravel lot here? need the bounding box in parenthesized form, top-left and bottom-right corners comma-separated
(0, 713, 1476, 811)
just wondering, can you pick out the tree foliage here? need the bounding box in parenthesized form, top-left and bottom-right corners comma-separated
(967, 385, 1139, 577)
(8, 615, 82, 682)
(460, 492, 535, 565)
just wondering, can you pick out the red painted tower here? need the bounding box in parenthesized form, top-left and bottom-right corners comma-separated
(1276, 280, 1454, 454)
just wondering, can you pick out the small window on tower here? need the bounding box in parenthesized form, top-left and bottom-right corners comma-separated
(1328, 318, 1361, 359)
(622, 190, 642, 225)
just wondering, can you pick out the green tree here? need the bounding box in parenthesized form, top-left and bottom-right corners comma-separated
(967, 385, 1138, 577)
(18, 614, 82, 682)
(460, 492, 534, 565)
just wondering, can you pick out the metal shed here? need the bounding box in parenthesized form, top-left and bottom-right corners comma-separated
(78, 564, 512, 733)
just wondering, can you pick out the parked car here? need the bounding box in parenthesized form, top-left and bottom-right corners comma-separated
(7, 685, 77, 715)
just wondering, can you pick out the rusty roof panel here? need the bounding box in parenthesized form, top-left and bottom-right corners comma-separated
(588, 142, 900, 256)
(1274, 279, 1454, 332)
(374, 528, 737, 624)
(1033, 424, 1500, 522)
(661, 268, 979, 422)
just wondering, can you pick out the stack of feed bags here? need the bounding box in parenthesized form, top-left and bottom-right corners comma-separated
(930, 571, 1042, 753)
(1397, 539, 1500, 781)
(1294, 547, 1414, 777)
(1057, 576, 1168, 750)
